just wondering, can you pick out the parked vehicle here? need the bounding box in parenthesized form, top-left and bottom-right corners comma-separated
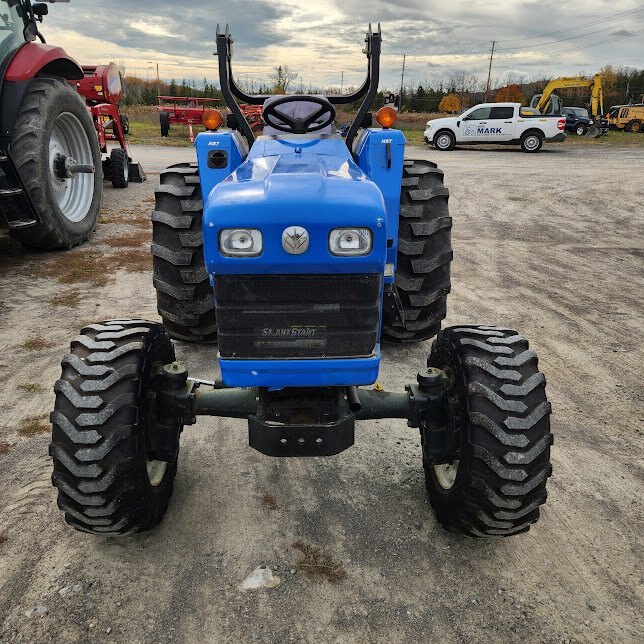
(607, 104, 644, 132)
(560, 106, 593, 136)
(50, 25, 552, 539)
(530, 75, 608, 136)
(424, 102, 566, 152)
(0, 0, 101, 250)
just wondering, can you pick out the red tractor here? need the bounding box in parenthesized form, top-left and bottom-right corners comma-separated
(73, 63, 145, 188)
(0, 0, 102, 250)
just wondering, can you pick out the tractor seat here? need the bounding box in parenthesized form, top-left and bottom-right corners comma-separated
(262, 95, 336, 136)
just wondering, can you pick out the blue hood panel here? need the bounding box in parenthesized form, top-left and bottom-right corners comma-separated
(203, 138, 387, 275)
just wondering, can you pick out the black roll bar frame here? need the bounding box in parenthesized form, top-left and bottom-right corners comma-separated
(215, 23, 382, 153)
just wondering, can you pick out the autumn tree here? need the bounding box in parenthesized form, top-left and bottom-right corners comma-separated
(495, 84, 525, 104)
(438, 93, 461, 113)
(270, 65, 298, 94)
(599, 65, 618, 96)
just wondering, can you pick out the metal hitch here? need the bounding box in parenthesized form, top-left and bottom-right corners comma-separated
(54, 154, 95, 179)
(155, 363, 452, 458)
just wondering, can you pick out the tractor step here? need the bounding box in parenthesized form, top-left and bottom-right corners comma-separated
(0, 152, 38, 229)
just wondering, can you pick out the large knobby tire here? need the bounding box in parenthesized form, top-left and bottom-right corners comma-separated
(520, 132, 543, 153)
(110, 148, 129, 189)
(152, 163, 217, 342)
(382, 160, 452, 343)
(49, 319, 181, 535)
(626, 119, 641, 133)
(160, 112, 170, 137)
(8, 77, 102, 249)
(424, 325, 553, 537)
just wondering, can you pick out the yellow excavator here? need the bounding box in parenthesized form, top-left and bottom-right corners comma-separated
(530, 74, 608, 137)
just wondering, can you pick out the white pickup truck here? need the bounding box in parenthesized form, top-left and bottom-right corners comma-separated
(423, 102, 566, 152)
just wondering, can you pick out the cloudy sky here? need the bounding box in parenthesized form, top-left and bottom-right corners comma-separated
(44, 0, 643, 90)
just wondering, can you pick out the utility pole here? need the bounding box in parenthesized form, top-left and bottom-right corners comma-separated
(300, 76, 304, 93)
(399, 54, 406, 111)
(484, 40, 496, 102)
(340, 70, 344, 94)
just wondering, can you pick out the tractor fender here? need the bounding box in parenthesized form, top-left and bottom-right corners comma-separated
(4, 43, 83, 82)
(0, 44, 84, 148)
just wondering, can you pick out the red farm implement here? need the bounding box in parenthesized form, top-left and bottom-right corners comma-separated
(74, 63, 145, 188)
(158, 96, 263, 141)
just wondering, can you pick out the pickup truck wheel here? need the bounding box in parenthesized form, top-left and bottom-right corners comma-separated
(520, 132, 543, 153)
(50, 320, 181, 535)
(424, 325, 553, 537)
(574, 124, 587, 136)
(626, 119, 641, 133)
(382, 160, 452, 343)
(152, 163, 217, 343)
(434, 130, 456, 151)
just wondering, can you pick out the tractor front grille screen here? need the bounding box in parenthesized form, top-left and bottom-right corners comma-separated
(214, 274, 382, 359)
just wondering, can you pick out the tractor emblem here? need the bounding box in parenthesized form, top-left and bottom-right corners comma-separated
(282, 226, 310, 254)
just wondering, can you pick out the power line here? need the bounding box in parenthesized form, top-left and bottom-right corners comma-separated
(498, 18, 642, 51)
(499, 6, 644, 46)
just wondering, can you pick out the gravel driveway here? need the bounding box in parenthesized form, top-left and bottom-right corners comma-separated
(0, 142, 642, 643)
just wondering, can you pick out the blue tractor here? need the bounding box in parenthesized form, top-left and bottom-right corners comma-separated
(50, 26, 552, 538)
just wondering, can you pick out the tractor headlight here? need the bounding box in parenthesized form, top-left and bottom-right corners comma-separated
(219, 229, 263, 257)
(329, 228, 372, 256)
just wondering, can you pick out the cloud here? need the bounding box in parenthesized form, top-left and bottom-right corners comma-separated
(43, 0, 644, 90)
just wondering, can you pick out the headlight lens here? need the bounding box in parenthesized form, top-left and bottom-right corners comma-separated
(329, 228, 372, 256)
(219, 228, 262, 257)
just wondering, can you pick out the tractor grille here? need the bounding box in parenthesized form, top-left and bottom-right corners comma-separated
(214, 274, 382, 359)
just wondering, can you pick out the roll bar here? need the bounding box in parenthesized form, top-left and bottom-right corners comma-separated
(215, 24, 382, 152)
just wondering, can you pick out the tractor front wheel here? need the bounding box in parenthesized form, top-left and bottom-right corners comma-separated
(110, 148, 129, 189)
(152, 163, 217, 342)
(50, 320, 181, 534)
(381, 159, 452, 343)
(8, 77, 102, 249)
(424, 325, 553, 537)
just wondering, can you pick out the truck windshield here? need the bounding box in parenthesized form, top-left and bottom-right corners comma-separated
(0, 1, 27, 60)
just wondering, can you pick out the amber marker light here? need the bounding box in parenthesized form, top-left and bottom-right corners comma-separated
(376, 106, 397, 129)
(203, 110, 224, 131)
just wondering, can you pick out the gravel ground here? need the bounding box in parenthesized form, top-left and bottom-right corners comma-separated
(0, 142, 642, 643)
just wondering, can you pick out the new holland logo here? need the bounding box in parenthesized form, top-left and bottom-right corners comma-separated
(282, 226, 309, 254)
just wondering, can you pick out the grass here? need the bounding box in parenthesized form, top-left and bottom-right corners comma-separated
(18, 415, 50, 437)
(291, 539, 346, 582)
(104, 230, 151, 248)
(48, 290, 83, 309)
(18, 383, 43, 393)
(20, 338, 54, 351)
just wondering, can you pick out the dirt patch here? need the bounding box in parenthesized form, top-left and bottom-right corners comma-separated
(0, 442, 11, 455)
(18, 415, 50, 437)
(291, 540, 347, 582)
(0, 531, 7, 544)
(20, 338, 54, 351)
(261, 493, 278, 510)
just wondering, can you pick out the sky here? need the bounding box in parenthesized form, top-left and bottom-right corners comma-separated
(42, 0, 644, 91)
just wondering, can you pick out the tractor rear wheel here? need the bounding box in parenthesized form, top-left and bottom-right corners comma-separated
(110, 148, 129, 189)
(424, 325, 553, 537)
(50, 319, 181, 535)
(8, 77, 102, 249)
(152, 163, 217, 342)
(381, 159, 452, 343)
(160, 112, 170, 137)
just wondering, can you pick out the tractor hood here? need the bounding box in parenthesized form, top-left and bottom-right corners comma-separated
(203, 142, 387, 275)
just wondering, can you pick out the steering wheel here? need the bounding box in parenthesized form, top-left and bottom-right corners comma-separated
(263, 96, 336, 134)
